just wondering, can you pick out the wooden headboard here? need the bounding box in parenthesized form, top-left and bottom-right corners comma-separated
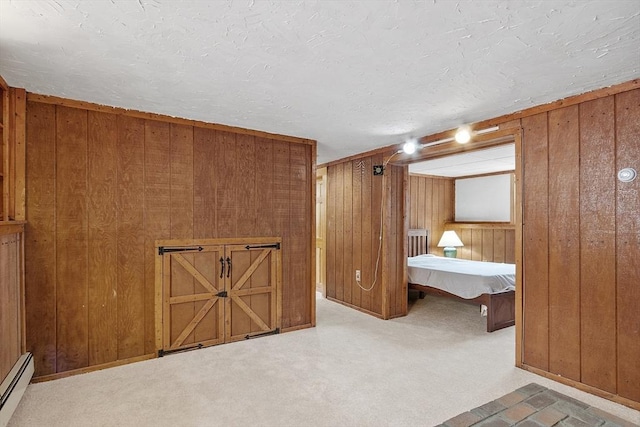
(408, 229, 429, 257)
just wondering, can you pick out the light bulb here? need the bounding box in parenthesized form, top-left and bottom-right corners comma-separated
(402, 138, 418, 154)
(455, 127, 471, 144)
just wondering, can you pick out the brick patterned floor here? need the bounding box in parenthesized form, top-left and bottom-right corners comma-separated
(439, 383, 638, 427)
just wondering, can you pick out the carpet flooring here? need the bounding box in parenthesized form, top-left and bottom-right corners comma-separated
(8, 294, 640, 426)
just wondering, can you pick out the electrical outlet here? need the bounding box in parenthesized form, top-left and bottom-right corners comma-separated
(355, 270, 361, 281)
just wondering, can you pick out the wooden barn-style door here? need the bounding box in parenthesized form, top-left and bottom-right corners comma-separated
(155, 238, 282, 356)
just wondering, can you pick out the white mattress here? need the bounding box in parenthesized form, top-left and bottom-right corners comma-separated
(407, 255, 515, 299)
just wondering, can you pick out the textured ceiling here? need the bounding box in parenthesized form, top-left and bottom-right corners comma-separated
(1, 1, 639, 164)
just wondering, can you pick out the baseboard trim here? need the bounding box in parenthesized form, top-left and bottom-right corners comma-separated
(0, 353, 34, 427)
(32, 354, 156, 383)
(281, 323, 313, 333)
(520, 364, 640, 411)
(325, 297, 383, 319)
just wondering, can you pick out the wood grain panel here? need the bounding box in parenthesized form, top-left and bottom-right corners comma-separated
(334, 163, 344, 302)
(87, 111, 118, 366)
(216, 131, 237, 238)
(370, 154, 383, 315)
(326, 164, 336, 299)
(289, 144, 311, 325)
(25, 101, 57, 376)
(615, 89, 640, 402)
(55, 106, 89, 372)
(522, 113, 550, 371)
(235, 134, 256, 237)
(271, 142, 291, 326)
(144, 120, 171, 354)
(25, 97, 315, 377)
(351, 160, 362, 308)
(116, 115, 145, 360)
(443, 224, 515, 263)
(170, 124, 194, 240)
(255, 138, 275, 237)
(193, 128, 216, 239)
(505, 230, 515, 264)
(342, 161, 353, 305)
(170, 124, 197, 344)
(407, 174, 454, 255)
(547, 105, 580, 381)
(360, 157, 372, 312)
(579, 96, 616, 393)
(0, 232, 21, 382)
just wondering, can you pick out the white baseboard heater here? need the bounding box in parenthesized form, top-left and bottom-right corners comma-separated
(0, 353, 34, 427)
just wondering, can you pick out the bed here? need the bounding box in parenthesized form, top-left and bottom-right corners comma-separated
(407, 229, 516, 332)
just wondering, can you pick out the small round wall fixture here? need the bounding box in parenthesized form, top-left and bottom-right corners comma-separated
(455, 126, 471, 144)
(618, 168, 637, 183)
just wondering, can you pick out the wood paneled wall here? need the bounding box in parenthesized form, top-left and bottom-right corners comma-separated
(0, 224, 24, 383)
(325, 156, 405, 318)
(323, 81, 639, 407)
(407, 174, 454, 256)
(444, 223, 515, 264)
(522, 88, 640, 405)
(25, 99, 314, 377)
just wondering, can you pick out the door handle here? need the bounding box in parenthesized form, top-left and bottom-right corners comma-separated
(226, 257, 232, 278)
(219, 257, 225, 279)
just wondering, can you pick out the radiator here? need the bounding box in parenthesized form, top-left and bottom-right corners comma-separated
(0, 353, 34, 427)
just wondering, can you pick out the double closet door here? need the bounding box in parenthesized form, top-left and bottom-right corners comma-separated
(155, 238, 281, 355)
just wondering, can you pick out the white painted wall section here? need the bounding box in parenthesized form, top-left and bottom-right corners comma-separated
(456, 174, 512, 222)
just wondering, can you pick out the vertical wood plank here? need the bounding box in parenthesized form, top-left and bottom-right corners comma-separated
(334, 163, 344, 302)
(272, 142, 291, 327)
(255, 138, 275, 237)
(116, 115, 146, 360)
(25, 101, 57, 376)
(235, 134, 256, 237)
(370, 154, 383, 315)
(12, 88, 26, 220)
(343, 161, 353, 304)
(482, 229, 494, 261)
(360, 156, 372, 312)
(87, 111, 118, 366)
(193, 128, 216, 239)
(505, 230, 516, 264)
(494, 229, 506, 263)
(55, 106, 89, 372)
(615, 89, 640, 402)
(216, 131, 237, 238)
(547, 105, 581, 381)
(351, 160, 362, 308)
(289, 144, 310, 325)
(144, 120, 171, 354)
(326, 165, 336, 299)
(522, 113, 550, 371)
(169, 124, 196, 344)
(471, 229, 483, 260)
(170, 124, 194, 240)
(579, 96, 616, 393)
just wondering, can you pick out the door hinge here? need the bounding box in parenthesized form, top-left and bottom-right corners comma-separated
(158, 246, 203, 255)
(216, 291, 228, 298)
(158, 343, 203, 357)
(244, 328, 280, 340)
(245, 243, 280, 250)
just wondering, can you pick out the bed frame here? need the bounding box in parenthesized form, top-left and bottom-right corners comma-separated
(407, 229, 515, 333)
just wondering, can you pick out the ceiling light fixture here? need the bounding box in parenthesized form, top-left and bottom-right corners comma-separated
(402, 137, 419, 154)
(454, 126, 472, 144)
(399, 125, 500, 154)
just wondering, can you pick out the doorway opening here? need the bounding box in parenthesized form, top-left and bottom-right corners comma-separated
(393, 126, 523, 364)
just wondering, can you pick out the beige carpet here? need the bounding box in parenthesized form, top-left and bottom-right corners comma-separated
(9, 294, 640, 427)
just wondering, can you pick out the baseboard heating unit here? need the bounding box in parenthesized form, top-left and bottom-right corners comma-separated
(0, 353, 34, 427)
